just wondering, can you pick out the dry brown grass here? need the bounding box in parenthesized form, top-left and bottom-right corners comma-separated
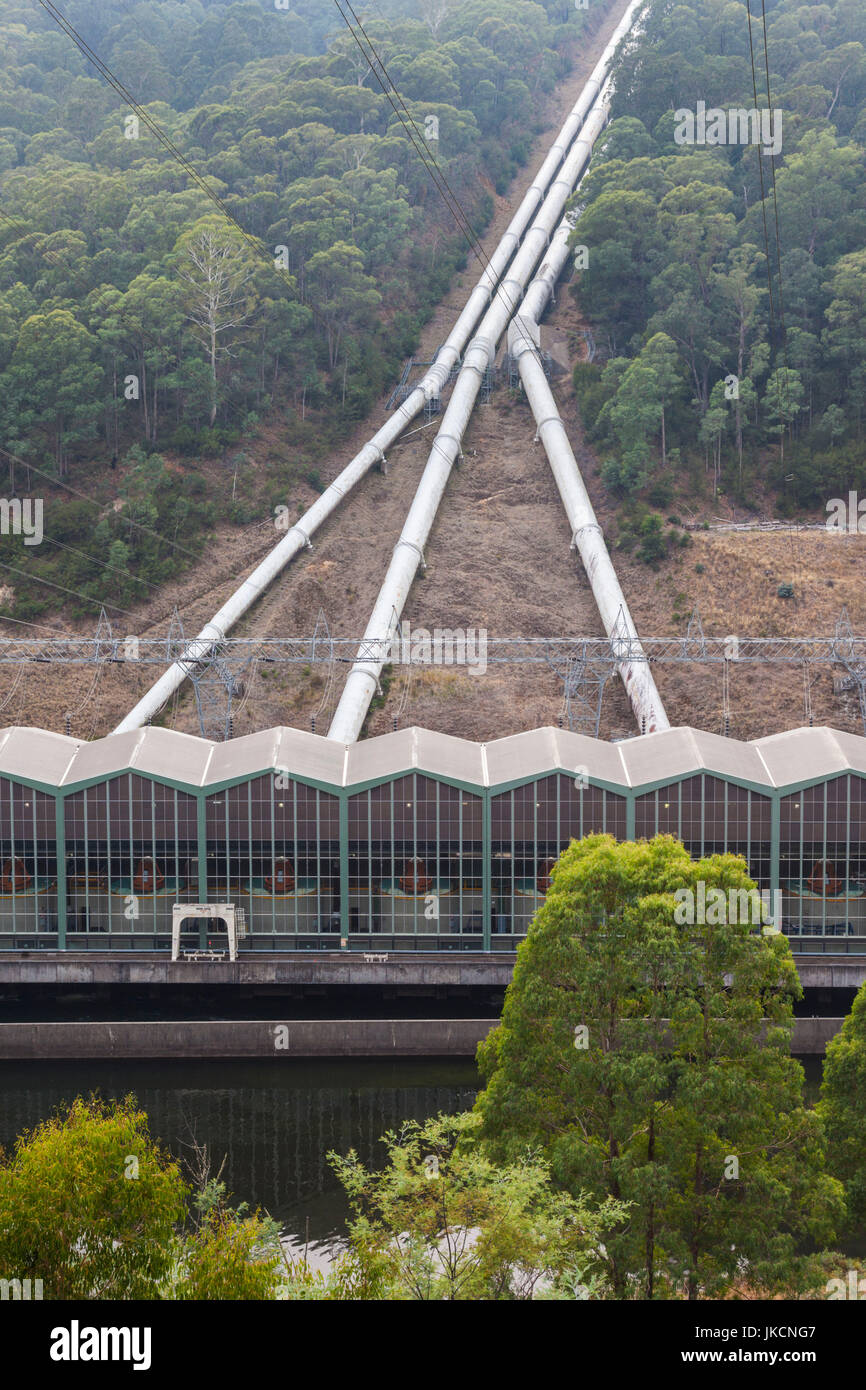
(615, 527, 866, 741)
(680, 531, 864, 635)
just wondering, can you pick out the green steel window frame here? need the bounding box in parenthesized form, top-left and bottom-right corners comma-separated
(0, 781, 54, 937)
(0, 757, 862, 951)
(59, 770, 199, 946)
(342, 769, 485, 944)
(487, 770, 632, 946)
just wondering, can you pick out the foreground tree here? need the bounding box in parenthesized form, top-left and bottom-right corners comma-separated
(174, 1172, 284, 1301)
(819, 980, 866, 1227)
(0, 1095, 285, 1300)
(0, 1096, 186, 1299)
(328, 1112, 627, 1300)
(475, 835, 844, 1299)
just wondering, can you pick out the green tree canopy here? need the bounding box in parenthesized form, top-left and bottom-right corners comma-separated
(0, 1095, 186, 1300)
(475, 834, 844, 1299)
(0, 1094, 287, 1301)
(819, 980, 866, 1226)
(328, 1111, 628, 1300)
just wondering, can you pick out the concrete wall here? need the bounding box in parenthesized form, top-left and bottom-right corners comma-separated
(0, 952, 861, 990)
(0, 952, 514, 988)
(0, 1017, 843, 1059)
(790, 1017, 843, 1054)
(0, 1018, 499, 1059)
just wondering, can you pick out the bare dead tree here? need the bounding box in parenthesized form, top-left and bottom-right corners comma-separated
(418, 0, 454, 39)
(177, 227, 256, 425)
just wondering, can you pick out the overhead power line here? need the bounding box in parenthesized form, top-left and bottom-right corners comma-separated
(0, 556, 133, 616)
(744, 0, 791, 441)
(330, 0, 545, 359)
(332, 0, 487, 262)
(31, 1, 347, 350)
(757, 0, 791, 414)
(744, 0, 776, 330)
(0, 442, 211, 569)
(7, 0, 567, 592)
(35, 0, 282, 278)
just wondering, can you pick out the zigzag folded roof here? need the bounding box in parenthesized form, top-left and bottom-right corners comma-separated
(0, 724, 862, 794)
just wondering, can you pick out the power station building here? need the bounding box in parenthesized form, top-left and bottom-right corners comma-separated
(0, 722, 864, 955)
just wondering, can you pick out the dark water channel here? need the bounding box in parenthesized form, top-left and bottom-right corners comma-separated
(0, 1055, 856, 1261)
(0, 1058, 479, 1248)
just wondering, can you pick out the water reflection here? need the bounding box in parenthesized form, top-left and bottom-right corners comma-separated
(0, 1059, 479, 1242)
(0, 1056, 834, 1253)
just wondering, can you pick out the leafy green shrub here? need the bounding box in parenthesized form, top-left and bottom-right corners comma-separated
(601, 457, 626, 493)
(646, 476, 673, 507)
(636, 513, 668, 566)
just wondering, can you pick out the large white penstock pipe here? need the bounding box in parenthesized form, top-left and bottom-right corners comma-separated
(508, 170, 669, 734)
(113, 2, 635, 736)
(327, 0, 645, 744)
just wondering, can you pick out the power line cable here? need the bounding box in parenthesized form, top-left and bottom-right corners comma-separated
(29, 0, 560, 436)
(751, 2, 796, 589)
(333, 0, 486, 256)
(758, 0, 792, 426)
(0, 208, 67, 263)
(0, 441, 214, 567)
(0, 556, 134, 616)
(744, 0, 777, 332)
(0, 430, 332, 622)
(331, 0, 546, 359)
(0, 440, 290, 648)
(32, 0, 393, 400)
(34, 534, 178, 599)
(17, 0, 584, 635)
(35, 0, 285, 280)
(35, 0, 477, 354)
(0, 611, 80, 637)
(0, 662, 27, 717)
(32, 0, 578, 388)
(744, 0, 791, 452)
(9, 2, 540, 575)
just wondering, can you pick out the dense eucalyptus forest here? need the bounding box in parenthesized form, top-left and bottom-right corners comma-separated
(570, 0, 866, 522)
(0, 0, 594, 618)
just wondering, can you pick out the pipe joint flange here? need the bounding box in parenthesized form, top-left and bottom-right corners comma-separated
(467, 335, 496, 372)
(533, 412, 562, 435)
(527, 270, 553, 297)
(500, 277, 524, 303)
(433, 432, 465, 465)
(570, 524, 603, 549)
(432, 355, 453, 379)
(463, 359, 487, 381)
(290, 525, 314, 552)
(397, 538, 426, 572)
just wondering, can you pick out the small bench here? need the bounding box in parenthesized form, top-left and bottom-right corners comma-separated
(181, 949, 227, 962)
(363, 952, 389, 963)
